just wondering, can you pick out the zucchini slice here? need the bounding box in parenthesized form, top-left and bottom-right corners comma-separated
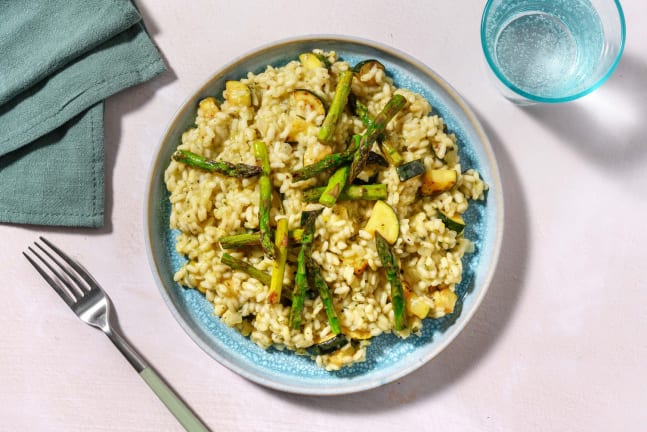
(396, 159, 425, 181)
(436, 210, 465, 234)
(352, 59, 386, 85)
(365, 200, 399, 244)
(421, 169, 458, 195)
(299, 53, 326, 69)
(291, 89, 326, 125)
(224, 81, 251, 106)
(307, 334, 349, 355)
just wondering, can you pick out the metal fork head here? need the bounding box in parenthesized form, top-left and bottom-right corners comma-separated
(23, 237, 112, 333)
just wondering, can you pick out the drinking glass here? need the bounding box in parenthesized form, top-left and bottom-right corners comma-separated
(481, 0, 625, 105)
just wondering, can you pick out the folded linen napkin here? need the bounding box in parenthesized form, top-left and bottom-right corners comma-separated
(0, 0, 166, 227)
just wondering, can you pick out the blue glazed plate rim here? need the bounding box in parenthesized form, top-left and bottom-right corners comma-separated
(144, 35, 504, 395)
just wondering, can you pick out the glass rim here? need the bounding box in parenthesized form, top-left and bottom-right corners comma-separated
(480, 0, 626, 103)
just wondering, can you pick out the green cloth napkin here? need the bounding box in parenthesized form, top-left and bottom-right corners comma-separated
(0, 0, 166, 227)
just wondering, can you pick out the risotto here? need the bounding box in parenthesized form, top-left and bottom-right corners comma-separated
(164, 50, 487, 370)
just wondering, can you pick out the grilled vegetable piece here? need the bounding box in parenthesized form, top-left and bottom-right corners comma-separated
(172, 150, 261, 178)
(348, 94, 407, 184)
(364, 200, 399, 244)
(299, 53, 326, 69)
(221, 253, 271, 286)
(318, 165, 350, 207)
(218, 230, 303, 249)
(317, 70, 353, 143)
(354, 100, 403, 166)
(433, 288, 458, 315)
(352, 59, 386, 85)
(367, 151, 388, 167)
(375, 232, 407, 331)
(289, 211, 317, 329)
(224, 80, 251, 106)
(253, 141, 275, 259)
(379, 139, 403, 166)
(307, 259, 341, 335)
(292, 134, 361, 182)
(292, 89, 326, 121)
(354, 100, 373, 128)
(407, 293, 432, 319)
(420, 169, 458, 195)
(303, 183, 387, 203)
(396, 159, 426, 181)
(436, 210, 465, 233)
(268, 218, 289, 304)
(197, 96, 219, 119)
(307, 334, 349, 355)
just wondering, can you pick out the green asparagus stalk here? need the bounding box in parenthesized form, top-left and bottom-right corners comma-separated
(218, 229, 304, 249)
(289, 211, 317, 329)
(307, 258, 341, 335)
(218, 232, 261, 249)
(268, 218, 289, 304)
(292, 134, 361, 182)
(172, 150, 261, 178)
(221, 253, 271, 286)
(355, 100, 403, 166)
(375, 232, 407, 331)
(253, 141, 275, 259)
(290, 248, 308, 329)
(379, 140, 404, 166)
(354, 100, 374, 128)
(302, 183, 387, 202)
(318, 165, 350, 207)
(348, 94, 407, 184)
(317, 70, 353, 143)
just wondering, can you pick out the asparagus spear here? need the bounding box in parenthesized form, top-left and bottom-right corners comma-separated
(318, 165, 350, 207)
(172, 150, 261, 177)
(317, 70, 353, 143)
(218, 232, 261, 249)
(354, 100, 374, 128)
(289, 211, 317, 329)
(302, 183, 387, 202)
(292, 134, 361, 182)
(348, 94, 407, 184)
(218, 229, 304, 249)
(355, 100, 403, 166)
(221, 253, 271, 286)
(379, 140, 404, 166)
(307, 259, 342, 335)
(375, 232, 407, 331)
(253, 141, 275, 259)
(268, 218, 289, 304)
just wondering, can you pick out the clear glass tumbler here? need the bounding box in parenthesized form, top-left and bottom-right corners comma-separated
(481, 0, 626, 104)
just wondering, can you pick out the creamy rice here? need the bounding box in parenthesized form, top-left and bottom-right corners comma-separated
(164, 50, 487, 370)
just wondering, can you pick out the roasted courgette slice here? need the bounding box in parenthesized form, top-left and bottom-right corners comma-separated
(436, 210, 465, 234)
(352, 59, 386, 85)
(365, 200, 399, 244)
(420, 169, 458, 195)
(396, 159, 426, 181)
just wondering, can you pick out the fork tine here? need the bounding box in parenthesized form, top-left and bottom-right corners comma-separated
(39, 237, 101, 292)
(23, 250, 76, 307)
(34, 241, 87, 298)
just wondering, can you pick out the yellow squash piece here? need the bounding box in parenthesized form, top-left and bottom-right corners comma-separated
(224, 81, 251, 106)
(420, 169, 457, 195)
(364, 200, 399, 244)
(299, 53, 325, 69)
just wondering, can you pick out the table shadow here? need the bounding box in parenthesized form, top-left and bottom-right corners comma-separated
(520, 53, 647, 173)
(258, 111, 529, 412)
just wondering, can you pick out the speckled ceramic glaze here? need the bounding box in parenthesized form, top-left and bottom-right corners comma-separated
(145, 36, 503, 395)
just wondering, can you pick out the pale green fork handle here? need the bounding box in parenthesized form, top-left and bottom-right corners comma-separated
(140, 367, 210, 432)
(107, 330, 210, 432)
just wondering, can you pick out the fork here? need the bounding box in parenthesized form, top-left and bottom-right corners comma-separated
(23, 237, 210, 432)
